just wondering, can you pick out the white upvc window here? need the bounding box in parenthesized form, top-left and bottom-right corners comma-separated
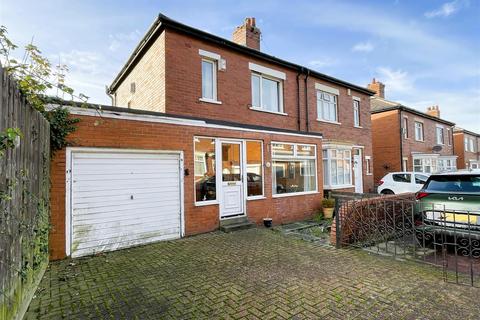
(436, 126, 444, 145)
(272, 143, 317, 196)
(201, 59, 217, 101)
(446, 128, 451, 146)
(465, 137, 469, 151)
(438, 157, 457, 172)
(251, 73, 284, 113)
(415, 122, 424, 141)
(353, 99, 360, 127)
(317, 91, 338, 122)
(469, 138, 475, 152)
(323, 148, 352, 188)
(365, 156, 372, 175)
(402, 117, 408, 139)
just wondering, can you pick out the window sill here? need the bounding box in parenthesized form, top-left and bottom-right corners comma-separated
(415, 139, 425, 143)
(366, 173, 373, 176)
(199, 98, 222, 105)
(354, 125, 363, 129)
(323, 184, 354, 190)
(195, 200, 219, 207)
(272, 191, 319, 198)
(249, 107, 287, 116)
(317, 119, 341, 125)
(247, 196, 266, 201)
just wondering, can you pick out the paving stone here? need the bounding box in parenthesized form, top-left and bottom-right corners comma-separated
(26, 229, 480, 319)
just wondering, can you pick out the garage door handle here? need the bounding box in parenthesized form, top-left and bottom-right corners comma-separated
(130, 195, 134, 200)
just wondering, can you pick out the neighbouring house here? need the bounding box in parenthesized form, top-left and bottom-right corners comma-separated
(453, 127, 480, 169)
(48, 14, 375, 260)
(369, 79, 457, 183)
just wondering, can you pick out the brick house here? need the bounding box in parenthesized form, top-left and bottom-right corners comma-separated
(453, 127, 480, 169)
(369, 79, 457, 183)
(48, 14, 375, 259)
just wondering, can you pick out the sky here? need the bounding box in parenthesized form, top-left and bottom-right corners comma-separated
(1, 0, 479, 131)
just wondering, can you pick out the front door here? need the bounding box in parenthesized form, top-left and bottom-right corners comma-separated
(353, 150, 363, 193)
(220, 141, 244, 218)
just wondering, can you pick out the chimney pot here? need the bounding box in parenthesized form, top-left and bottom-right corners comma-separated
(232, 17, 261, 50)
(426, 105, 441, 118)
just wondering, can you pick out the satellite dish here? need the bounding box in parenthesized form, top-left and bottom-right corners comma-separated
(432, 145, 443, 152)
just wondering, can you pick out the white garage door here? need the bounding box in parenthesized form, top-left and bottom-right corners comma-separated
(69, 150, 182, 257)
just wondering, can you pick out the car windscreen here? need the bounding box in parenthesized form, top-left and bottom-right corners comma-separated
(424, 175, 480, 193)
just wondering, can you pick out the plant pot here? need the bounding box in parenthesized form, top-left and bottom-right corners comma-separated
(323, 207, 334, 219)
(263, 218, 273, 228)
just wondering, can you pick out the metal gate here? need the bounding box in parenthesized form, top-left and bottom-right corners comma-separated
(332, 192, 480, 287)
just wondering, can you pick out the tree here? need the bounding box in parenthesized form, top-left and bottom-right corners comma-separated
(0, 25, 85, 155)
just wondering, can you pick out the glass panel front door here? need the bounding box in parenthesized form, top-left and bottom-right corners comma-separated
(220, 141, 244, 218)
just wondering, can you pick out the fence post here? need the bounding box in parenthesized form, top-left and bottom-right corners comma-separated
(335, 197, 341, 249)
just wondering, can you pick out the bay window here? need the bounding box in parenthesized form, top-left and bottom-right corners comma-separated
(323, 148, 352, 188)
(272, 143, 317, 195)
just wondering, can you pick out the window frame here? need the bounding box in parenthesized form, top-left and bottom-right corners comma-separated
(193, 136, 218, 206)
(245, 140, 265, 200)
(271, 142, 318, 197)
(200, 58, 218, 102)
(250, 72, 285, 114)
(403, 117, 409, 139)
(414, 121, 424, 141)
(353, 99, 361, 128)
(365, 156, 372, 175)
(317, 90, 339, 123)
(436, 126, 444, 145)
(323, 147, 353, 189)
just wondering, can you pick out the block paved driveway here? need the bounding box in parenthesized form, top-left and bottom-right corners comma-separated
(27, 229, 480, 319)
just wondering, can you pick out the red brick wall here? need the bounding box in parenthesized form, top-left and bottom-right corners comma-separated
(49, 114, 324, 260)
(454, 132, 479, 169)
(400, 110, 455, 167)
(371, 110, 401, 182)
(163, 30, 373, 192)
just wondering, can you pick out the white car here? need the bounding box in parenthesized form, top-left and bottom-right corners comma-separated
(377, 172, 430, 195)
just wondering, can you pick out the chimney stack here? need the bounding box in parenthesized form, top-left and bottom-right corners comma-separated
(367, 78, 385, 98)
(426, 105, 441, 118)
(232, 17, 261, 50)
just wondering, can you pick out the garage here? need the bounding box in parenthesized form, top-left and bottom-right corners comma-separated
(66, 148, 184, 258)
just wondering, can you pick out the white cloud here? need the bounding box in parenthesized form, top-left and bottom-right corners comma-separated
(424, 0, 465, 18)
(352, 41, 374, 53)
(108, 30, 141, 52)
(376, 67, 413, 93)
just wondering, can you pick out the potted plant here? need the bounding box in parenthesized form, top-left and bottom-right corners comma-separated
(321, 198, 335, 219)
(263, 217, 273, 228)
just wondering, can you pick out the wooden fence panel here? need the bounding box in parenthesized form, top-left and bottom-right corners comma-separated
(0, 65, 50, 320)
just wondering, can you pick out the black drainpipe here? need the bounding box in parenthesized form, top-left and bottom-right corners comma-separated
(399, 109, 404, 170)
(304, 69, 310, 132)
(296, 71, 302, 131)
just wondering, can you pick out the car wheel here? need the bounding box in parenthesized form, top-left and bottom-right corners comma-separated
(381, 189, 394, 195)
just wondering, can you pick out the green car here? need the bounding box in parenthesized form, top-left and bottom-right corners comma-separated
(416, 171, 480, 235)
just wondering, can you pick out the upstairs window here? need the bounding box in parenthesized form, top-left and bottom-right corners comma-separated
(469, 138, 475, 152)
(249, 62, 285, 114)
(402, 117, 408, 139)
(415, 122, 424, 141)
(317, 91, 338, 122)
(201, 59, 216, 100)
(436, 127, 444, 145)
(465, 137, 469, 151)
(251, 73, 283, 112)
(353, 99, 360, 127)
